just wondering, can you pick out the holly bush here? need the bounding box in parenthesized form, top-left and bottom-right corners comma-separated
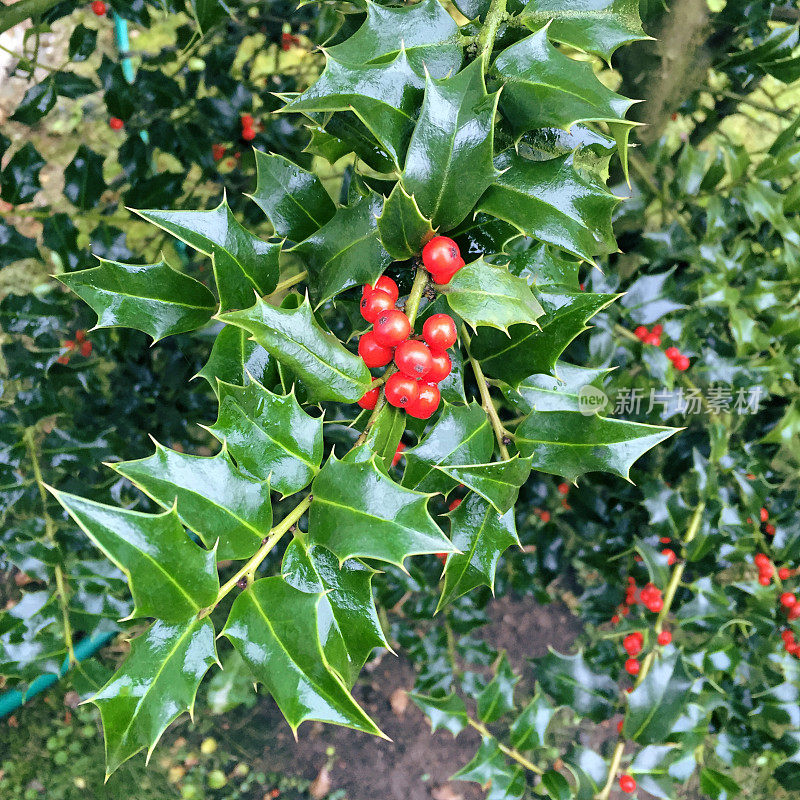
(3, 0, 800, 797)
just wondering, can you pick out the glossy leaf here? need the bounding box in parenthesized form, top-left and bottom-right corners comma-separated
(453, 738, 526, 800)
(48, 489, 219, 622)
(218, 295, 372, 403)
(58, 259, 216, 342)
(402, 60, 499, 231)
(112, 443, 272, 561)
(439, 493, 519, 608)
(248, 150, 336, 242)
(10, 81, 56, 124)
(376, 183, 435, 261)
(542, 770, 572, 800)
(441, 257, 544, 332)
(357, 403, 406, 470)
(515, 410, 678, 481)
(411, 692, 468, 736)
(93, 618, 217, 776)
(309, 454, 456, 568)
(196, 325, 274, 396)
(509, 690, 556, 750)
(436, 455, 533, 514)
(477, 653, 519, 722)
(502, 363, 612, 413)
(0, 143, 45, 205)
(64, 145, 106, 210)
(68, 24, 97, 61)
(222, 577, 384, 736)
(207, 378, 323, 497)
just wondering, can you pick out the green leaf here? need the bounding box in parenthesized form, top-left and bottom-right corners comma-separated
(68, 24, 97, 61)
(0, 222, 37, 267)
(493, 28, 634, 139)
(112, 443, 272, 561)
(508, 243, 580, 289)
(441, 257, 544, 332)
(469, 289, 617, 384)
(196, 325, 275, 396)
(133, 199, 280, 312)
(502, 363, 612, 413)
(47, 489, 219, 622)
(535, 648, 617, 721)
(699, 768, 740, 800)
(93, 617, 218, 776)
(477, 151, 619, 263)
(453, 738, 526, 800)
(248, 150, 336, 242)
(402, 59, 499, 230)
(282, 540, 388, 683)
(357, 403, 406, 470)
(64, 145, 106, 210)
(515, 410, 678, 482)
(0, 143, 45, 205)
(189, 0, 230, 34)
(509, 690, 556, 750)
(10, 81, 56, 124)
(290, 193, 392, 305)
(282, 51, 424, 169)
(439, 494, 519, 608)
(565, 747, 607, 800)
(477, 653, 519, 722)
(634, 538, 671, 590)
(206, 650, 256, 714)
(624, 651, 693, 745)
(222, 576, 384, 737)
(309, 454, 456, 568)
(218, 295, 371, 404)
(402, 402, 494, 493)
(542, 769, 572, 800)
(410, 692, 468, 736)
(206, 378, 323, 497)
(376, 183, 435, 261)
(327, 0, 462, 78)
(58, 259, 216, 342)
(436, 455, 533, 514)
(520, 0, 650, 62)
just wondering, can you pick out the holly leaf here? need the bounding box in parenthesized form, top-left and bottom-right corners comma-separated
(222, 576, 385, 737)
(64, 145, 106, 210)
(133, 198, 280, 311)
(196, 325, 274, 396)
(699, 768, 741, 800)
(453, 738, 526, 800)
(356, 403, 406, 471)
(477, 151, 620, 263)
(47, 489, 219, 622)
(402, 59, 499, 231)
(493, 28, 635, 139)
(376, 183, 435, 261)
(509, 243, 581, 289)
(327, 0, 462, 78)
(438, 493, 519, 608)
(624, 651, 693, 745)
(0, 222, 38, 267)
(218, 295, 371, 403)
(290, 193, 392, 305)
(440, 257, 544, 332)
(534, 648, 617, 721)
(308, 453, 456, 568)
(58, 259, 216, 342)
(0, 143, 45, 205)
(502, 363, 612, 413)
(248, 150, 336, 242)
(509, 690, 557, 750)
(411, 692, 468, 736)
(402, 402, 494, 493)
(281, 51, 424, 168)
(282, 540, 388, 683)
(477, 653, 519, 722)
(436, 455, 533, 514)
(111, 443, 272, 561)
(515, 410, 678, 482)
(93, 617, 217, 776)
(206, 378, 323, 497)
(520, 0, 650, 62)
(10, 81, 57, 124)
(68, 24, 97, 61)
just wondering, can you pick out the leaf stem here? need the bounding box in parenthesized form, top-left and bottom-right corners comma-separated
(467, 718, 544, 775)
(23, 427, 76, 666)
(476, 0, 508, 66)
(462, 326, 510, 460)
(594, 741, 626, 800)
(271, 270, 309, 295)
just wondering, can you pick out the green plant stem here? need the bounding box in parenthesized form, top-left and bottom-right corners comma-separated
(272, 270, 308, 295)
(594, 741, 626, 800)
(23, 427, 76, 666)
(468, 718, 544, 775)
(476, 0, 508, 66)
(0, 0, 63, 35)
(462, 326, 510, 460)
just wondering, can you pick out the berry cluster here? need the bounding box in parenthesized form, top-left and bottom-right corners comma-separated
(56, 330, 92, 365)
(357, 276, 457, 419)
(281, 26, 301, 51)
(748, 505, 776, 536)
(91, 0, 107, 15)
(611, 576, 664, 625)
(634, 324, 690, 371)
(421, 236, 464, 284)
(241, 114, 257, 142)
(621, 626, 672, 676)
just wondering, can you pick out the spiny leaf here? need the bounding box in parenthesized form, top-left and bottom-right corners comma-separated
(355, 403, 406, 471)
(437, 455, 533, 514)
(111, 443, 272, 561)
(218, 295, 372, 404)
(501, 363, 612, 413)
(58, 259, 216, 342)
(509, 690, 557, 750)
(248, 150, 336, 243)
(477, 652, 519, 722)
(206, 378, 323, 497)
(309, 454, 456, 568)
(411, 692, 468, 736)
(196, 325, 275, 397)
(453, 738, 526, 800)
(376, 183, 435, 261)
(222, 576, 385, 737)
(48, 489, 219, 621)
(402, 59, 499, 231)
(133, 198, 280, 311)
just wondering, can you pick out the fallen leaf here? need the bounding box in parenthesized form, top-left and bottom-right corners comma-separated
(309, 766, 331, 799)
(390, 688, 409, 716)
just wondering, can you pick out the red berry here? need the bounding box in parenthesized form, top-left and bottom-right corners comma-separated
(781, 592, 797, 608)
(406, 383, 440, 419)
(760, 507, 769, 522)
(429, 257, 464, 285)
(779, 568, 791, 580)
(647, 597, 664, 613)
(759, 575, 771, 586)
(109, 117, 123, 130)
(242, 128, 256, 142)
(620, 606, 630, 616)
(557, 482, 570, 495)
(392, 442, 405, 467)
(619, 774, 636, 794)
(616, 719, 624, 734)
(422, 236, 460, 274)
(360, 290, 395, 323)
(790, 605, 800, 621)
(782, 629, 795, 642)
(657, 630, 672, 646)
(755, 553, 770, 568)
(384, 373, 419, 409)
(57, 354, 70, 365)
(662, 549, 676, 566)
(665, 346, 680, 360)
(80, 341, 92, 357)
(373, 310, 411, 348)
(645, 332, 661, 346)
(765, 523, 776, 536)
(422, 314, 457, 350)
(372, 275, 399, 303)
(673, 354, 690, 371)
(448, 498, 462, 512)
(358, 388, 380, 410)
(746, 472, 756, 480)
(241, 114, 254, 128)
(634, 325, 648, 340)
(426, 350, 452, 384)
(358, 332, 393, 368)
(539, 510, 551, 523)
(75, 329, 86, 342)
(64, 339, 76, 350)
(212, 144, 225, 161)
(623, 634, 642, 657)
(91, 0, 106, 14)
(436, 552, 448, 564)
(652, 324, 663, 336)
(624, 658, 640, 676)
(611, 614, 620, 624)
(394, 340, 433, 380)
